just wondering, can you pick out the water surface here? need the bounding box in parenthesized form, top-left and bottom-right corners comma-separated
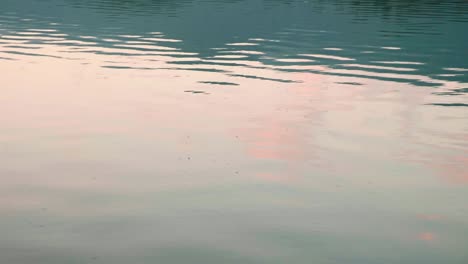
(1, 0, 467, 263)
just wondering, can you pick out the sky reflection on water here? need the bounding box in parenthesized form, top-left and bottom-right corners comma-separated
(1, 0, 467, 263)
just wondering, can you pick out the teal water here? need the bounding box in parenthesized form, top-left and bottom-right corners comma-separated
(1, 0, 467, 263)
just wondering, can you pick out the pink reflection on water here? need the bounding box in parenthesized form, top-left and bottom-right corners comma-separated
(420, 154, 468, 184)
(246, 73, 326, 133)
(418, 232, 436, 242)
(437, 155, 468, 183)
(1, 34, 467, 189)
(233, 73, 330, 183)
(246, 120, 304, 161)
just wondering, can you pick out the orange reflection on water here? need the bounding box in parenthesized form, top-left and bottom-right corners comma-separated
(418, 232, 436, 242)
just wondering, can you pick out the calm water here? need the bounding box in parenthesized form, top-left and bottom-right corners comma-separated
(1, 0, 468, 263)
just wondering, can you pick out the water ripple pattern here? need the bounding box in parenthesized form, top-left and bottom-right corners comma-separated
(1, 1, 468, 264)
(1, 0, 467, 98)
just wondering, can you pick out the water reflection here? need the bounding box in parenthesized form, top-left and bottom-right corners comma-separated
(1, 0, 468, 263)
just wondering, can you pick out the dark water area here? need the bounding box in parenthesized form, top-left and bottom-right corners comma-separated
(1, 0, 467, 263)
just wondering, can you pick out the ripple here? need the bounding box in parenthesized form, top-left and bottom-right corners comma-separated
(299, 54, 355, 61)
(444, 68, 468, 72)
(226, 42, 259, 46)
(249, 38, 281, 43)
(373, 61, 425, 66)
(113, 43, 179, 51)
(429, 103, 468, 107)
(0, 2, 466, 99)
(1, 1, 468, 263)
(323, 48, 343, 51)
(212, 55, 249, 59)
(338, 64, 418, 72)
(228, 74, 299, 83)
(219, 50, 265, 55)
(381, 47, 402, 50)
(141, 37, 182, 43)
(275, 58, 315, 63)
(198, 81, 239, 86)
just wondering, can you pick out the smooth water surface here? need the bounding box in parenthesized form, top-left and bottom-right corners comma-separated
(1, 0, 468, 263)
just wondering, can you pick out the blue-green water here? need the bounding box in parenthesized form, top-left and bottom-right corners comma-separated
(1, 0, 467, 263)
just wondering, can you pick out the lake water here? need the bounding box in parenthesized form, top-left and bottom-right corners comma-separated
(1, 0, 467, 263)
